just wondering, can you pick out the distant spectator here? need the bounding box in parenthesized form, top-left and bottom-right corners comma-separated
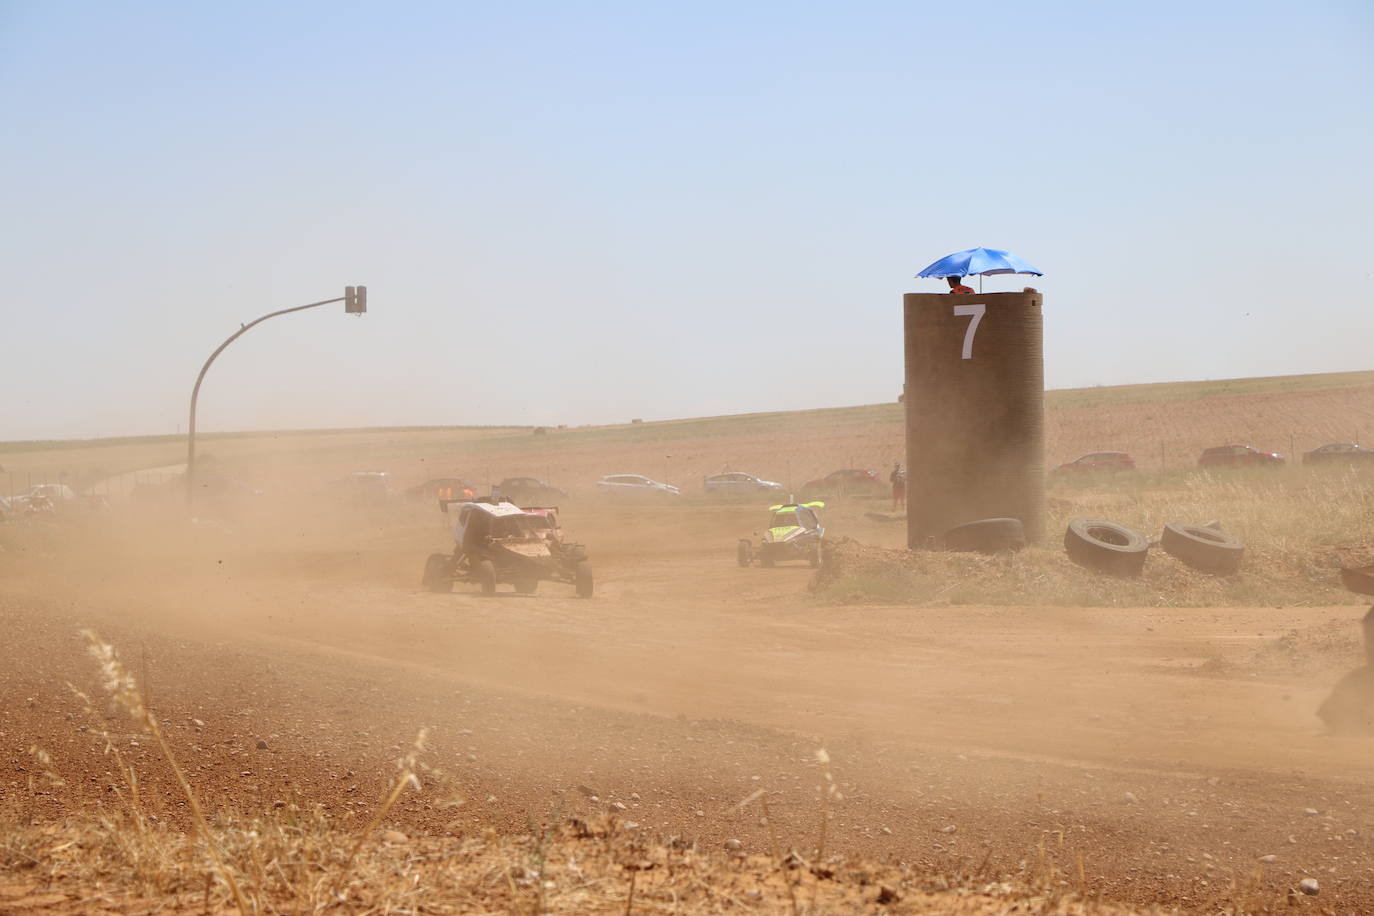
(946, 277, 974, 294)
(890, 462, 906, 511)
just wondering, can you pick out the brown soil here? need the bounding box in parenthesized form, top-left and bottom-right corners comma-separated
(3, 506, 1374, 913)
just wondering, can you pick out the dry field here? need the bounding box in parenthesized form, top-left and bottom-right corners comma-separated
(3, 370, 1374, 914)
(4, 369, 1373, 498)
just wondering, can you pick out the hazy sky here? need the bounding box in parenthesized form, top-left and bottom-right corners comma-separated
(3, 1, 1371, 440)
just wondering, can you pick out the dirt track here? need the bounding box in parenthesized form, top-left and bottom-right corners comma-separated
(4, 505, 1374, 912)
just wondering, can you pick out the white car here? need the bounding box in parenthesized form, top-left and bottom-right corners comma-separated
(595, 474, 681, 498)
(22, 483, 77, 503)
(702, 472, 784, 495)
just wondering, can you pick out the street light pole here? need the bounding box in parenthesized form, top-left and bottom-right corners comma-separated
(185, 287, 367, 510)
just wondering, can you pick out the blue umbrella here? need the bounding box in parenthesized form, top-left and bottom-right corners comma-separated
(916, 247, 1043, 279)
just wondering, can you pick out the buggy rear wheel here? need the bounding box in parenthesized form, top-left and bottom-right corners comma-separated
(475, 559, 497, 595)
(422, 554, 453, 593)
(514, 574, 540, 594)
(574, 562, 594, 598)
(736, 540, 752, 567)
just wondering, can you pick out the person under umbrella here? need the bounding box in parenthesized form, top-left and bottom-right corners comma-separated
(917, 248, 1043, 293)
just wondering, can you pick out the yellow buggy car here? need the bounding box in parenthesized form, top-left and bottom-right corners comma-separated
(737, 501, 825, 568)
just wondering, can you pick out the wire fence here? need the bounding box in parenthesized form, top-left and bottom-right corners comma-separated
(3, 467, 181, 502)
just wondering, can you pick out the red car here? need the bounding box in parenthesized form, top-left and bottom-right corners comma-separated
(1197, 444, 1285, 468)
(1054, 452, 1136, 474)
(799, 468, 885, 499)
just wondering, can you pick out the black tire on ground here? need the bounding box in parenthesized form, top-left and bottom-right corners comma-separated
(1317, 665, 1374, 734)
(737, 541, 751, 568)
(809, 546, 821, 569)
(422, 554, 453, 593)
(514, 574, 540, 594)
(942, 518, 1026, 554)
(575, 562, 594, 598)
(1161, 523, 1245, 575)
(1341, 566, 1374, 597)
(1064, 517, 1149, 576)
(476, 559, 497, 596)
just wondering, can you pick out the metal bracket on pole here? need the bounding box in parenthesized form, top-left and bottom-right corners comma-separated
(185, 288, 367, 511)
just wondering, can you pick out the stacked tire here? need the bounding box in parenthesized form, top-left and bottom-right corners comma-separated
(1062, 518, 1245, 577)
(1160, 523, 1244, 575)
(941, 518, 1026, 555)
(1064, 518, 1149, 576)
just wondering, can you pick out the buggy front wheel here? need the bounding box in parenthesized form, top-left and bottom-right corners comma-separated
(475, 559, 498, 595)
(422, 554, 453, 593)
(574, 562, 594, 598)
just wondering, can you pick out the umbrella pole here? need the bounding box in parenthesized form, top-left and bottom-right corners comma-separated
(979, 275, 983, 293)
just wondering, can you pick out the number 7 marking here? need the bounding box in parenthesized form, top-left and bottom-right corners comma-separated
(953, 303, 985, 360)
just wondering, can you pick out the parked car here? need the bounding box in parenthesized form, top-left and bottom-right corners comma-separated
(595, 474, 681, 498)
(9, 493, 57, 521)
(492, 476, 569, 505)
(1197, 445, 1285, 468)
(702, 471, 784, 496)
(1053, 452, 1136, 474)
(405, 477, 479, 503)
(345, 471, 396, 503)
(1303, 442, 1374, 466)
(20, 483, 77, 504)
(799, 468, 885, 499)
(13, 483, 106, 517)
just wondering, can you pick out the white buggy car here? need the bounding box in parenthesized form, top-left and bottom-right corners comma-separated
(422, 498, 593, 597)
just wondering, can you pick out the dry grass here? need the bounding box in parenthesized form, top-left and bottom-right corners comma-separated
(0, 809, 1176, 915)
(819, 468, 1374, 607)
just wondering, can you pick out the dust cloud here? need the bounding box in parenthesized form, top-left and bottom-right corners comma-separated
(5, 388, 1374, 912)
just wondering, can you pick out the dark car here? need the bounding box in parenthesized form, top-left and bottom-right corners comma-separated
(799, 468, 885, 498)
(1197, 444, 1285, 468)
(1303, 442, 1374, 466)
(702, 471, 784, 495)
(346, 471, 396, 503)
(492, 476, 569, 504)
(1053, 451, 1136, 474)
(405, 477, 479, 503)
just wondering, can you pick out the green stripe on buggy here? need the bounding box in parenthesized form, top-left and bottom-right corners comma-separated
(767, 501, 825, 512)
